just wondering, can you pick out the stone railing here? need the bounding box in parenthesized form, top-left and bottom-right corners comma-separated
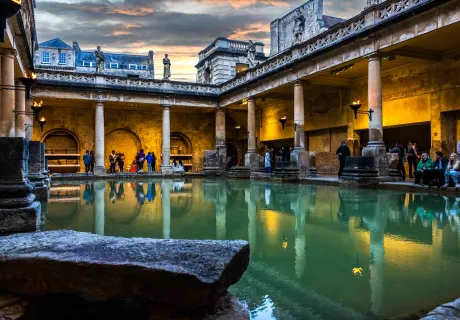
(36, 70, 221, 96)
(228, 40, 249, 52)
(220, 0, 430, 93)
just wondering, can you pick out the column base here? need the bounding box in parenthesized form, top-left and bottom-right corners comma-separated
(290, 148, 313, 175)
(244, 153, 260, 172)
(161, 165, 173, 175)
(94, 166, 107, 176)
(362, 142, 389, 177)
(0, 201, 40, 235)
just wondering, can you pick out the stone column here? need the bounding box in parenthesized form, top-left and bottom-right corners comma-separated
(0, 49, 16, 137)
(14, 81, 26, 138)
(290, 81, 311, 175)
(161, 104, 173, 174)
(94, 100, 106, 175)
(41, 142, 50, 188)
(161, 180, 171, 239)
(362, 53, 389, 177)
(244, 98, 259, 171)
(28, 141, 49, 201)
(25, 94, 34, 140)
(215, 108, 227, 172)
(0, 137, 40, 234)
(94, 181, 105, 235)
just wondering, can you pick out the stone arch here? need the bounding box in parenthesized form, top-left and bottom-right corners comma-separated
(42, 128, 80, 173)
(105, 129, 142, 169)
(170, 132, 192, 155)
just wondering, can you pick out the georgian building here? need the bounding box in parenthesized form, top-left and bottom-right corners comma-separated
(35, 38, 155, 79)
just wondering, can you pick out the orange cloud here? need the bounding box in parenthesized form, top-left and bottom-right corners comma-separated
(71, 5, 154, 16)
(228, 22, 270, 40)
(199, 0, 289, 8)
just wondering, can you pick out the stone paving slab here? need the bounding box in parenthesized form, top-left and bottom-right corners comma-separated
(0, 230, 249, 310)
(422, 298, 460, 319)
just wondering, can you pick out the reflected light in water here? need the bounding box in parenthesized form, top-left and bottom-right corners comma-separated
(352, 267, 363, 277)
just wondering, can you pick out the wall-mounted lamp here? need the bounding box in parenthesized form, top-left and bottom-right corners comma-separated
(14, 100, 44, 120)
(0, 0, 22, 43)
(234, 125, 241, 140)
(25, 117, 47, 132)
(349, 101, 373, 121)
(18, 72, 37, 99)
(279, 116, 297, 131)
(330, 63, 354, 76)
(382, 54, 396, 61)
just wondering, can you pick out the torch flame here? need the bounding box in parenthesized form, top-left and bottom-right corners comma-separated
(33, 100, 43, 107)
(352, 100, 360, 105)
(39, 117, 46, 122)
(31, 72, 37, 79)
(281, 116, 287, 120)
(12, 0, 22, 4)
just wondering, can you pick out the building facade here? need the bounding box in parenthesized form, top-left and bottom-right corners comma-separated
(35, 38, 155, 79)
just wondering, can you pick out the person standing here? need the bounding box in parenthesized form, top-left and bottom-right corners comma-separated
(138, 149, 145, 171)
(90, 150, 95, 172)
(83, 150, 91, 174)
(336, 140, 350, 177)
(407, 141, 417, 178)
(151, 152, 156, 171)
(265, 149, 271, 174)
(109, 150, 116, 173)
(390, 142, 406, 181)
(146, 152, 153, 172)
(119, 153, 125, 172)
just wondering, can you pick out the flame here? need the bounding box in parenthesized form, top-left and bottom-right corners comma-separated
(352, 100, 360, 105)
(352, 267, 363, 277)
(235, 125, 241, 130)
(24, 72, 37, 79)
(39, 117, 46, 122)
(12, 0, 22, 4)
(33, 100, 43, 107)
(280, 116, 287, 120)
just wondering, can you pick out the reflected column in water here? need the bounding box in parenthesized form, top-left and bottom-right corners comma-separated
(294, 185, 309, 279)
(94, 181, 105, 235)
(247, 186, 257, 256)
(216, 182, 227, 240)
(162, 181, 171, 239)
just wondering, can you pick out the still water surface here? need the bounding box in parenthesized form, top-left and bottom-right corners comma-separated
(45, 179, 460, 319)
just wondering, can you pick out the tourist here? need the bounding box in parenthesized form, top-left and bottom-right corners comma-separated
(172, 159, 177, 168)
(151, 152, 157, 171)
(390, 142, 406, 180)
(90, 150, 95, 172)
(138, 149, 145, 171)
(178, 160, 184, 168)
(130, 158, 137, 173)
(457, 140, 460, 158)
(135, 150, 140, 171)
(279, 147, 285, 161)
(284, 147, 291, 162)
(146, 152, 153, 172)
(83, 150, 91, 174)
(430, 151, 448, 187)
(407, 141, 417, 178)
(119, 153, 125, 172)
(336, 140, 350, 177)
(414, 153, 433, 186)
(265, 148, 271, 173)
(443, 153, 460, 188)
(114, 153, 120, 173)
(109, 150, 116, 173)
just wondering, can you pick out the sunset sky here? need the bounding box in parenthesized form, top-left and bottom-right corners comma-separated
(35, 0, 363, 81)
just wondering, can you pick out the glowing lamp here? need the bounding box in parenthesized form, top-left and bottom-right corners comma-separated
(30, 100, 44, 118)
(37, 117, 47, 131)
(0, 0, 22, 43)
(279, 116, 287, 130)
(19, 72, 38, 99)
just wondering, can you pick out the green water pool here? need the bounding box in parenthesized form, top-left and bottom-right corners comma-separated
(44, 179, 460, 319)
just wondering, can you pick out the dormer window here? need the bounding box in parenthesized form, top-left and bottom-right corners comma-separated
(42, 52, 50, 64)
(141, 65, 147, 70)
(82, 61, 92, 67)
(109, 63, 119, 69)
(58, 53, 66, 65)
(129, 64, 137, 70)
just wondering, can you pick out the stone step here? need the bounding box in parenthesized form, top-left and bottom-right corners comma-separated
(0, 230, 249, 311)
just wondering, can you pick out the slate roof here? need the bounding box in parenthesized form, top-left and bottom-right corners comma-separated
(76, 51, 150, 68)
(38, 38, 72, 49)
(322, 15, 345, 28)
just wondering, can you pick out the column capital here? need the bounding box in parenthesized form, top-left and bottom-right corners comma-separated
(216, 107, 225, 112)
(367, 52, 381, 61)
(293, 80, 308, 87)
(162, 104, 172, 109)
(247, 97, 255, 103)
(94, 100, 105, 105)
(0, 48, 17, 57)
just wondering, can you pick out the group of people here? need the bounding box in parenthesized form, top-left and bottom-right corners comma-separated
(108, 151, 126, 173)
(128, 149, 156, 173)
(82, 150, 96, 173)
(413, 152, 460, 188)
(264, 147, 294, 173)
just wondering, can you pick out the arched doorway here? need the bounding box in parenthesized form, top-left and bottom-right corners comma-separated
(42, 129, 80, 174)
(170, 132, 193, 171)
(105, 129, 142, 171)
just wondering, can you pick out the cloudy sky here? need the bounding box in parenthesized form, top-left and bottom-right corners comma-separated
(35, 0, 364, 81)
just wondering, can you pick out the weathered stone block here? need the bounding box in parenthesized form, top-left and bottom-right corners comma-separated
(273, 161, 300, 181)
(339, 156, 379, 188)
(0, 138, 29, 183)
(0, 201, 40, 235)
(244, 153, 260, 172)
(0, 230, 250, 310)
(362, 144, 389, 177)
(314, 152, 339, 176)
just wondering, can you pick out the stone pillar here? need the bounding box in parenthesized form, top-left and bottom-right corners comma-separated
(14, 81, 26, 138)
(40, 142, 50, 188)
(215, 108, 227, 172)
(161, 104, 173, 175)
(0, 49, 16, 137)
(94, 100, 106, 175)
(244, 98, 260, 171)
(161, 180, 171, 239)
(290, 81, 311, 175)
(362, 53, 389, 177)
(0, 137, 40, 234)
(25, 95, 34, 140)
(94, 181, 105, 235)
(28, 141, 49, 201)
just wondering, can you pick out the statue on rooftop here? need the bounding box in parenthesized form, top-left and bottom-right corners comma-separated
(163, 54, 171, 80)
(94, 46, 105, 73)
(293, 9, 306, 44)
(247, 40, 256, 68)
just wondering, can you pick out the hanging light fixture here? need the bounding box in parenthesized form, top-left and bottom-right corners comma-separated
(19, 72, 37, 99)
(0, 0, 22, 43)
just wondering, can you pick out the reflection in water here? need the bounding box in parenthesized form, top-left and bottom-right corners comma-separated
(46, 180, 460, 319)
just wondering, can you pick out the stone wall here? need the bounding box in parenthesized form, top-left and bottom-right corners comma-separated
(33, 106, 215, 173)
(315, 152, 339, 176)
